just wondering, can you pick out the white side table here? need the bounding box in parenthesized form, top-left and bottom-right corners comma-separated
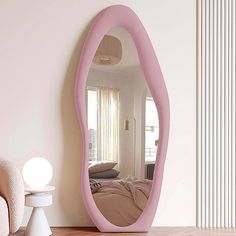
(25, 186, 55, 236)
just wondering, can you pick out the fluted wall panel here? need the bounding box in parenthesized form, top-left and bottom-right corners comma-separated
(197, 0, 236, 228)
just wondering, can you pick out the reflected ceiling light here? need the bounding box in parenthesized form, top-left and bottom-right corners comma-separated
(93, 35, 122, 65)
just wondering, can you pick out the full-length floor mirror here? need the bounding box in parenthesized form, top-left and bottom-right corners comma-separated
(75, 5, 169, 232)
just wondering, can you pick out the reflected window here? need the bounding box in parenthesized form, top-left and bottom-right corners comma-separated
(87, 87, 119, 162)
(87, 88, 98, 161)
(145, 97, 159, 162)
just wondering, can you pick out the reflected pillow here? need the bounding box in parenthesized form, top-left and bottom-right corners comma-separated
(89, 161, 117, 174)
(90, 169, 120, 178)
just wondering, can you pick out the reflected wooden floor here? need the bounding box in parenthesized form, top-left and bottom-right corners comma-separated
(12, 227, 236, 236)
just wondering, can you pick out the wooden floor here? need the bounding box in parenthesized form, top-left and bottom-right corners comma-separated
(13, 227, 236, 236)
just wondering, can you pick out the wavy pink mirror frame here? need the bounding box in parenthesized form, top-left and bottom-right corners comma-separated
(74, 5, 170, 232)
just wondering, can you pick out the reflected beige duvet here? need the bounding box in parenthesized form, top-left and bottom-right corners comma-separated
(93, 179, 152, 226)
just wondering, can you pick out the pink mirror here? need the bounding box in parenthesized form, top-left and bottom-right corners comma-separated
(75, 5, 169, 232)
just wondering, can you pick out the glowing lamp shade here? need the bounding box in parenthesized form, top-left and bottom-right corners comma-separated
(23, 157, 53, 188)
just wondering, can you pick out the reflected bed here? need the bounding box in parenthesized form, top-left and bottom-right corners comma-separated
(90, 178, 152, 226)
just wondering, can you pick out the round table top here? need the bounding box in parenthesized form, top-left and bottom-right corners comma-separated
(25, 185, 55, 194)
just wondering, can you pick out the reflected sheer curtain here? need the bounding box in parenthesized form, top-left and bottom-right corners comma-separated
(98, 87, 119, 162)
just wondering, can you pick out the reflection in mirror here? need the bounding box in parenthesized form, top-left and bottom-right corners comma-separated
(86, 27, 159, 226)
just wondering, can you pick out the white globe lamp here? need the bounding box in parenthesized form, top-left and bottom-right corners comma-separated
(23, 157, 55, 236)
(23, 157, 53, 189)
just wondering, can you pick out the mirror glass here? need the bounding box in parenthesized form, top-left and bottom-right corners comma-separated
(86, 27, 159, 226)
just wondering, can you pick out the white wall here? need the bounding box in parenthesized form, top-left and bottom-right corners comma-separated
(0, 0, 196, 227)
(132, 68, 148, 179)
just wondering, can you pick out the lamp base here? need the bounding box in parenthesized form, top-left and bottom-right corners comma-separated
(25, 207, 52, 236)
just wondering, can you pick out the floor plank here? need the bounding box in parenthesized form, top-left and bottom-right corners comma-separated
(13, 227, 236, 236)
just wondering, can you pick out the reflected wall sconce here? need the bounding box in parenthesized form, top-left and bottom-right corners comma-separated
(124, 119, 129, 131)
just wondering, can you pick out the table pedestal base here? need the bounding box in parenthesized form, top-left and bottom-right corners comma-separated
(25, 208, 52, 236)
